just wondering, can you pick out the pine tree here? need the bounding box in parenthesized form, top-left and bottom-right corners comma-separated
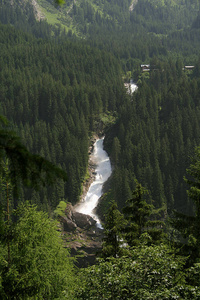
(0, 116, 67, 206)
(0, 117, 75, 299)
(123, 180, 153, 246)
(111, 137, 121, 166)
(0, 203, 76, 299)
(123, 180, 165, 246)
(170, 146, 200, 261)
(102, 201, 127, 258)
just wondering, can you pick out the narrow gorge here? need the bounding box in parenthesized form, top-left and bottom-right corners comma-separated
(75, 138, 112, 227)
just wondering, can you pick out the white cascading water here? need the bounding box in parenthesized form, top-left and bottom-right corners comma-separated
(75, 83, 137, 227)
(75, 138, 112, 227)
(130, 82, 138, 93)
(124, 81, 138, 94)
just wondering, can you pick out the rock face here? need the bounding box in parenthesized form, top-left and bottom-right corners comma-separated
(8, 0, 45, 21)
(60, 207, 96, 231)
(59, 204, 103, 268)
(72, 211, 96, 229)
(31, 0, 45, 21)
(129, 0, 138, 11)
(62, 216, 77, 232)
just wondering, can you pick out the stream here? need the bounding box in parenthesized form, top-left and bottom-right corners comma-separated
(75, 138, 112, 227)
(75, 83, 137, 227)
(124, 81, 138, 94)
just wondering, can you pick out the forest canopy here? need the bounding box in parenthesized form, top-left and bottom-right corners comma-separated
(1, 0, 200, 298)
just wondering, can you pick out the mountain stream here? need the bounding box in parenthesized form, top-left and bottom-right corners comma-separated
(75, 83, 137, 227)
(75, 138, 111, 227)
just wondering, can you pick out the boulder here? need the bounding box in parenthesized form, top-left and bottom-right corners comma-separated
(72, 211, 96, 229)
(64, 203, 73, 220)
(60, 216, 77, 232)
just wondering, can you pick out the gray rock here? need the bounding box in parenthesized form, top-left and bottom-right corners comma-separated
(65, 203, 73, 220)
(72, 211, 96, 229)
(60, 216, 77, 232)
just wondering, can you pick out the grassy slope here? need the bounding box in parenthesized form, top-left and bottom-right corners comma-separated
(36, 0, 128, 33)
(36, 0, 102, 31)
(37, 0, 72, 30)
(35, 0, 200, 36)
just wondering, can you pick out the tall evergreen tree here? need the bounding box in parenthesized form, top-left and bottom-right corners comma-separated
(0, 117, 67, 197)
(0, 203, 76, 299)
(123, 180, 165, 246)
(170, 146, 200, 261)
(102, 201, 127, 258)
(123, 180, 153, 246)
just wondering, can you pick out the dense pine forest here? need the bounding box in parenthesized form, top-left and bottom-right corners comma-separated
(1, 0, 200, 298)
(0, 22, 126, 211)
(103, 58, 200, 215)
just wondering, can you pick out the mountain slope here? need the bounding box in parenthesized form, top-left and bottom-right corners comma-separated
(28, 0, 200, 35)
(2, 0, 200, 39)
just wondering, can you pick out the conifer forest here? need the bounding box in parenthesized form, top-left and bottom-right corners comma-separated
(1, 0, 200, 298)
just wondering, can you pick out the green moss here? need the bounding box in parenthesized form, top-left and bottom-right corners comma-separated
(54, 200, 67, 217)
(99, 112, 117, 127)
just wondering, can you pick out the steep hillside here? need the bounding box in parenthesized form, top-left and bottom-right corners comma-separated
(0, 21, 126, 211)
(9, 0, 200, 36)
(1, 0, 133, 35)
(1, 0, 200, 215)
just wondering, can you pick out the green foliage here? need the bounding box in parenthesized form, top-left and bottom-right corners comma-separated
(99, 112, 117, 128)
(54, 0, 65, 5)
(0, 119, 68, 212)
(102, 201, 127, 258)
(54, 200, 67, 217)
(0, 203, 76, 299)
(0, 21, 125, 208)
(76, 243, 200, 299)
(170, 146, 200, 261)
(104, 56, 200, 214)
(3, 0, 200, 216)
(123, 180, 165, 246)
(123, 181, 152, 244)
(3, 1, 200, 298)
(187, 262, 200, 288)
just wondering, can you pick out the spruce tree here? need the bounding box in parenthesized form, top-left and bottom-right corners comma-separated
(0, 116, 67, 208)
(102, 201, 127, 258)
(123, 180, 165, 246)
(170, 146, 200, 261)
(0, 204, 76, 299)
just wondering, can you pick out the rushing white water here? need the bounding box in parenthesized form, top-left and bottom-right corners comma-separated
(75, 138, 112, 226)
(124, 81, 138, 94)
(130, 82, 138, 93)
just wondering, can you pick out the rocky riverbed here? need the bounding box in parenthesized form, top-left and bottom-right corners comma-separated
(59, 203, 103, 268)
(59, 136, 105, 268)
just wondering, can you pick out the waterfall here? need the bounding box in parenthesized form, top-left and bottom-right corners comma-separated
(130, 82, 138, 93)
(75, 138, 112, 227)
(124, 81, 138, 94)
